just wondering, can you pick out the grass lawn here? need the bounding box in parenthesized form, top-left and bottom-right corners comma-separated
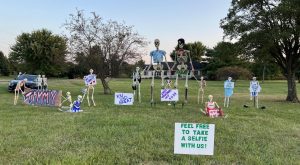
(0, 77, 299, 164)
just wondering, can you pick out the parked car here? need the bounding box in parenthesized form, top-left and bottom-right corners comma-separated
(8, 74, 39, 92)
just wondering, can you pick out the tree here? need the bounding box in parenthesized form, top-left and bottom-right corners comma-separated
(0, 51, 10, 76)
(9, 29, 67, 76)
(170, 41, 206, 62)
(63, 9, 147, 94)
(221, 0, 300, 102)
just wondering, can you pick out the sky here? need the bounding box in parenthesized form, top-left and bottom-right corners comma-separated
(0, 0, 232, 63)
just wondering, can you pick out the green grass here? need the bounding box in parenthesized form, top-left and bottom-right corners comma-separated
(0, 77, 299, 164)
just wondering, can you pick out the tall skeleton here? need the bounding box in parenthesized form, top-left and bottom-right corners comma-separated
(170, 38, 194, 104)
(148, 39, 170, 104)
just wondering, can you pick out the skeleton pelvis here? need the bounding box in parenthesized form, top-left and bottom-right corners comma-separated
(177, 64, 187, 71)
(153, 64, 163, 71)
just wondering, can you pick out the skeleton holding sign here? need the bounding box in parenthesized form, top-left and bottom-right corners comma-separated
(224, 77, 234, 108)
(83, 69, 96, 106)
(250, 77, 261, 108)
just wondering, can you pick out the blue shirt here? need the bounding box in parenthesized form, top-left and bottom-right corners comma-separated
(150, 50, 166, 63)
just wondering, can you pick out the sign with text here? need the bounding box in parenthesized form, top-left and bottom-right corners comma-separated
(174, 123, 215, 155)
(24, 89, 62, 107)
(84, 74, 97, 86)
(161, 89, 179, 101)
(114, 93, 134, 105)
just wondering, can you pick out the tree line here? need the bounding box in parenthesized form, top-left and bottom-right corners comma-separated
(0, 0, 299, 102)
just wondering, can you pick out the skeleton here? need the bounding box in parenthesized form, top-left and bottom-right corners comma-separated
(170, 38, 194, 104)
(250, 77, 261, 108)
(197, 76, 207, 104)
(59, 91, 73, 111)
(224, 77, 234, 108)
(14, 78, 28, 105)
(148, 39, 170, 105)
(83, 69, 96, 106)
(132, 66, 146, 103)
(71, 95, 83, 112)
(41, 75, 47, 90)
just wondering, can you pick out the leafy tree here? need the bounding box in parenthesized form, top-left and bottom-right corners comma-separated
(170, 41, 206, 62)
(204, 42, 248, 79)
(221, 0, 300, 102)
(0, 51, 10, 76)
(9, 29, 67, 76)
(63, 9, 147, 94)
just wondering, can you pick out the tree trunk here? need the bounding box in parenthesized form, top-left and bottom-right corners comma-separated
(286, 71, 299, 102)
(100, 76, 111, 94)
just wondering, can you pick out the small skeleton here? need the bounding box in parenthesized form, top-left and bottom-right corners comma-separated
(59, 91, 73, 111)
(197, 76, 207, 104)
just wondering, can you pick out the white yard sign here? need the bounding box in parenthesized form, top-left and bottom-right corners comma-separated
(161, 89, 179, 101)
(114, 93, 134, 105)
(174, 123, 215, 155)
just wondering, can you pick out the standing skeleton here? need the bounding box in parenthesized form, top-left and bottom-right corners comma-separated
(148, 39, 170, 104)
(170, 38, 194, 104)
(250, 77, 261, 108)
(83, 69, 96, 106)
(132, 67, 145, 103)
(224, 77, 234, 108)
(197, 76, 206, 104)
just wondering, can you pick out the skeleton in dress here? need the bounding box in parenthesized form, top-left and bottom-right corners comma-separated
(148, 39, 170, 104)
(14, 78, 28, 105)
(170, 38, 194, 104)
(71, 95, 83, 112)
(83, 69, 96, 106)
(249, 77, 261, 108)
(224, 77, 234, 107)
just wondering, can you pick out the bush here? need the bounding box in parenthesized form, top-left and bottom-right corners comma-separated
(216, 66, 252, 80)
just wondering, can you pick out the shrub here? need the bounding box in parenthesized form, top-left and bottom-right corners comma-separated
(216, 66, 252, 80)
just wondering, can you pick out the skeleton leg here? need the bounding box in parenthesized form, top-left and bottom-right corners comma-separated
(256, 96, 259, 108)
(161, 70, 164, 88)
(14, 90, 19, 105)
(91, 86, 96, 106)
(201, 89, 204, 104)
(184, 72, 189, 103)
(150, 71, 155, 103)
(138, 83, 141, 103)
(227, 97, 230, 107)
(197, 89, 200, 104)
(174, 74, 178, 89)
(87, 88, 90, 107)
